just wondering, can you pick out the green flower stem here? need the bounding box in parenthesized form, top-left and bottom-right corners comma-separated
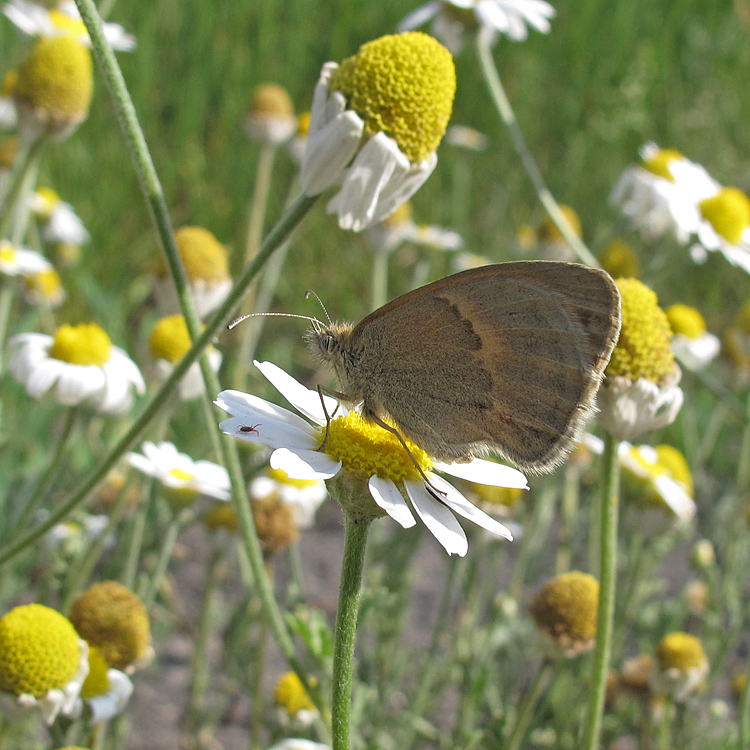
(505, 659, 555, 750)
(121, 476, 158, 590)
(250, 594, 270, 750)
(371, 249, 390, 312)
(582, 430, 620, 750)
(0, 278, 16, 436)
(10, 406, 80, 534)
(332, 513, 372, 750)
(9, 142, 43, 248)
(141, 509, 188, 610)
(556, 465, 580, 574)
(0, 136, 33, 229)
(657, 697, 673, 750)
(475, 32, 598, 268)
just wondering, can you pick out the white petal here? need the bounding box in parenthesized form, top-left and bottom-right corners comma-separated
(126, 452, 158, 477)
(306, 62, 339, 139)
(215, 387, 321, 434)
(427, 474, 513, 540)
(23, 359, 65, 398)
(370, 153, 437, 226)
(653, 475, 696, 522)
(219, 415, 319, 451)
(433, 458, 528, 489)
(397, 1, 441, 30)
(55, 366, 105, 405)
(254, 361, 342, 424)
(405, 479, 468, 556)
(368, 476, 416, 528)
(270, 447, 341, 480)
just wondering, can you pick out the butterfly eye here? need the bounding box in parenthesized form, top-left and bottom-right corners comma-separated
(320, 334, 335, 353)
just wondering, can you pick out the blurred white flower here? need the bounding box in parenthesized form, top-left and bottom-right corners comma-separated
(30, 187, 90, 245)
(0, 239, 51, 277)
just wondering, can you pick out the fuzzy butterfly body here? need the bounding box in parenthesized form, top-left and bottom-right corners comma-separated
(310, 261, 621, 473)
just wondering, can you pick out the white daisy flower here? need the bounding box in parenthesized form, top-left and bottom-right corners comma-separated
(665, 303, 720, 371)
(651, 632, 709, 702)
(610, 142, 719, 243)
(7, 324, 145, 413)
(244, 83, 297, 146)
(249, 468, 327, 530)
(70, 646, 133, 725)
(127, 441, 231, 501)
(216, 361, 527, 557)
(29, 187, 90, 245)
(46, 514, 111, 554)
(3, 0, 136, 51)
(399, 0, 556, 55)
(0, 239, 51, 277)
(299, 32, 455, 232)
(692, 186, 750, 274)
(24, 267, 66, 308)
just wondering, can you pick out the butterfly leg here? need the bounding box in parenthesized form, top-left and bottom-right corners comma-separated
(315, 384, 343, 453)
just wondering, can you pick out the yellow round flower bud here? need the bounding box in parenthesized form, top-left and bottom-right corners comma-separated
(600, 239, 641, 279)
(69, 582, 150, 671)
(148, 314, 193, 364)
(170, 226, 229, 282)
(245, 83, 296, 144)
(666, 304, 706, 340)
(274, 671, 316, 717)
(654, 632, 706, 672)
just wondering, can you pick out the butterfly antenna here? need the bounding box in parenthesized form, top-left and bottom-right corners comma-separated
(305, 290, 332, 325)
(227, 312, 321, 331)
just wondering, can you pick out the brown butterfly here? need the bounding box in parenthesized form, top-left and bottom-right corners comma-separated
(308, 261, 621, 473)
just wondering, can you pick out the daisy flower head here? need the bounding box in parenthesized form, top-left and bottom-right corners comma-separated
(299, 32, 456, 232)
(13, 34, 93, 141)
(147, 314, 222, 401)
(73, 645, 133, 724)
(0, 604, 89, 724)
(399, 0, 556, 55)
(46, 514, 110, 556)
(244, 83, 296, 145)
(29, 186, 90, 245)
(0, 70, 18, 130)
(609, 142, 719, 244)
(249, 467, 327, 530)
(0, 238, 51, 277)
(651, 632, 708, 702)
(7, 323, 145, 413)
(24, 267, 65, 307)
(69, 582, 152, 673)
(127, 441, 230, 511)
(216, 361, 527, 557)
(274, 671, 318, 727)
(597, 278, 683, 441)
(693, 186, 750, 274)
(154, 226, 231, 319)
(665, 303, 719, 371)
(3, 0, 135, 51)
(528, 571, 599, 659)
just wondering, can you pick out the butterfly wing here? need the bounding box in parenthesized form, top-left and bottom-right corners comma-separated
(348, 262, 621, 472)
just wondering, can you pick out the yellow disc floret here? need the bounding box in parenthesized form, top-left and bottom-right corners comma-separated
(642, 148, 683, 182)
(699, 187, 750, 245)
(606, 278, 675, 383)
(171, 226, 229, 282)
(26, 268, 64, 305)
(14, 36, 93, 125)
(148, 315, 193, 363)
(274, 671, 317, 716)
(654, 632, 706, 672)
(323, 412, 431, 483)
(600, 239, 641, 279)
(80, 646, 110, 699)
(69, 582, 150, 671)
(528, 571, 599, 645)
(330, 32, 456, 164)
(666, 304, 706, 340)
(49, 323, 112, 366)
(48, 8, 88, 38)
(0, 604, 81, 697)
(538, 205, 582, 242)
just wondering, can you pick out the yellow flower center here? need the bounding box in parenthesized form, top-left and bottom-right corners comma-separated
(322, 412, 431, 483)
(33, 186, 61, 220)
(171, 226, 229, 282)
(528, 571, 599, 643)
(606, 278, 675, 383)
(0, 604, 81, 697)
(599, 238, 641, 279)
(1, 70, 17, 97)
(163, 468, 198, 511)
(538, 205, 582, 242)
(655, 444, 693, 496)
(148, 314, 194, 363)
(381, 200, 413, 228)
(248, 83, 294, 118)
(81, 645, 110, 699)
(267, 467, 319, 490)
(0, 241, 16, 265)
(26, 268, 64, 303)
(296, 111, 311, 136)
(330, 31, 456, 164)
(202, 502, 239, 533)
(655, 632, 706, 671)
(14, 36, 93, 120)
(169, 467, 195, 483)
(49, 323, 112, 366)
(69, 582, 150, 671)
(642, 148, 683, 182)
(666, 303, 706, 339)
(48, 8, 88, 38)
(699, 187, 750, 245)
(274, 671, 317, 716)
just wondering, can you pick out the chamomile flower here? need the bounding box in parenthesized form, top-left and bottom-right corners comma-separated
(399, 0, 556, 55)
(299, 32, 455, 231)
(598, 278, 683, 441)
(127, 441, 231, 505)
(24, 267, 65, 307)
(73, 646, 133, 724)
(69, 582, 151, 673)
(274, 671, 318, 727)
(147, 314, 222, 401)
(666, 303, 720, 371)
(7, 323, 145, 413)
(30, 186, 90, 245)
(610, 143, 719, 243)
(46, 514, 110, 555)
(0, 239, 51, 277)
(0, 604, 89, 724)
(651, 632, 708, 701)
(216, 361, 527, 557)
(244, 83, 296, 145)
(693, 186, 750, 274)
(3, 0, 135, 51)
(250, 468, 327, 530)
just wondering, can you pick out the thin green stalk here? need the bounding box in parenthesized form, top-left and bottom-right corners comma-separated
(556, 465, 580, 574)
(582, 431, 620, 750)
(0, 278, 16, 436)
(141, 510, 186, 610)
(657, 697, 673, 750)
(9, 142, 43, 247)
(505, 659, 555, 750)
(371, 249, 390, 312)
(475, 32, 598, 268)
(332, 514, 372, 750)
(250, 602, 270, 750)
(121, 476, 158, 590)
